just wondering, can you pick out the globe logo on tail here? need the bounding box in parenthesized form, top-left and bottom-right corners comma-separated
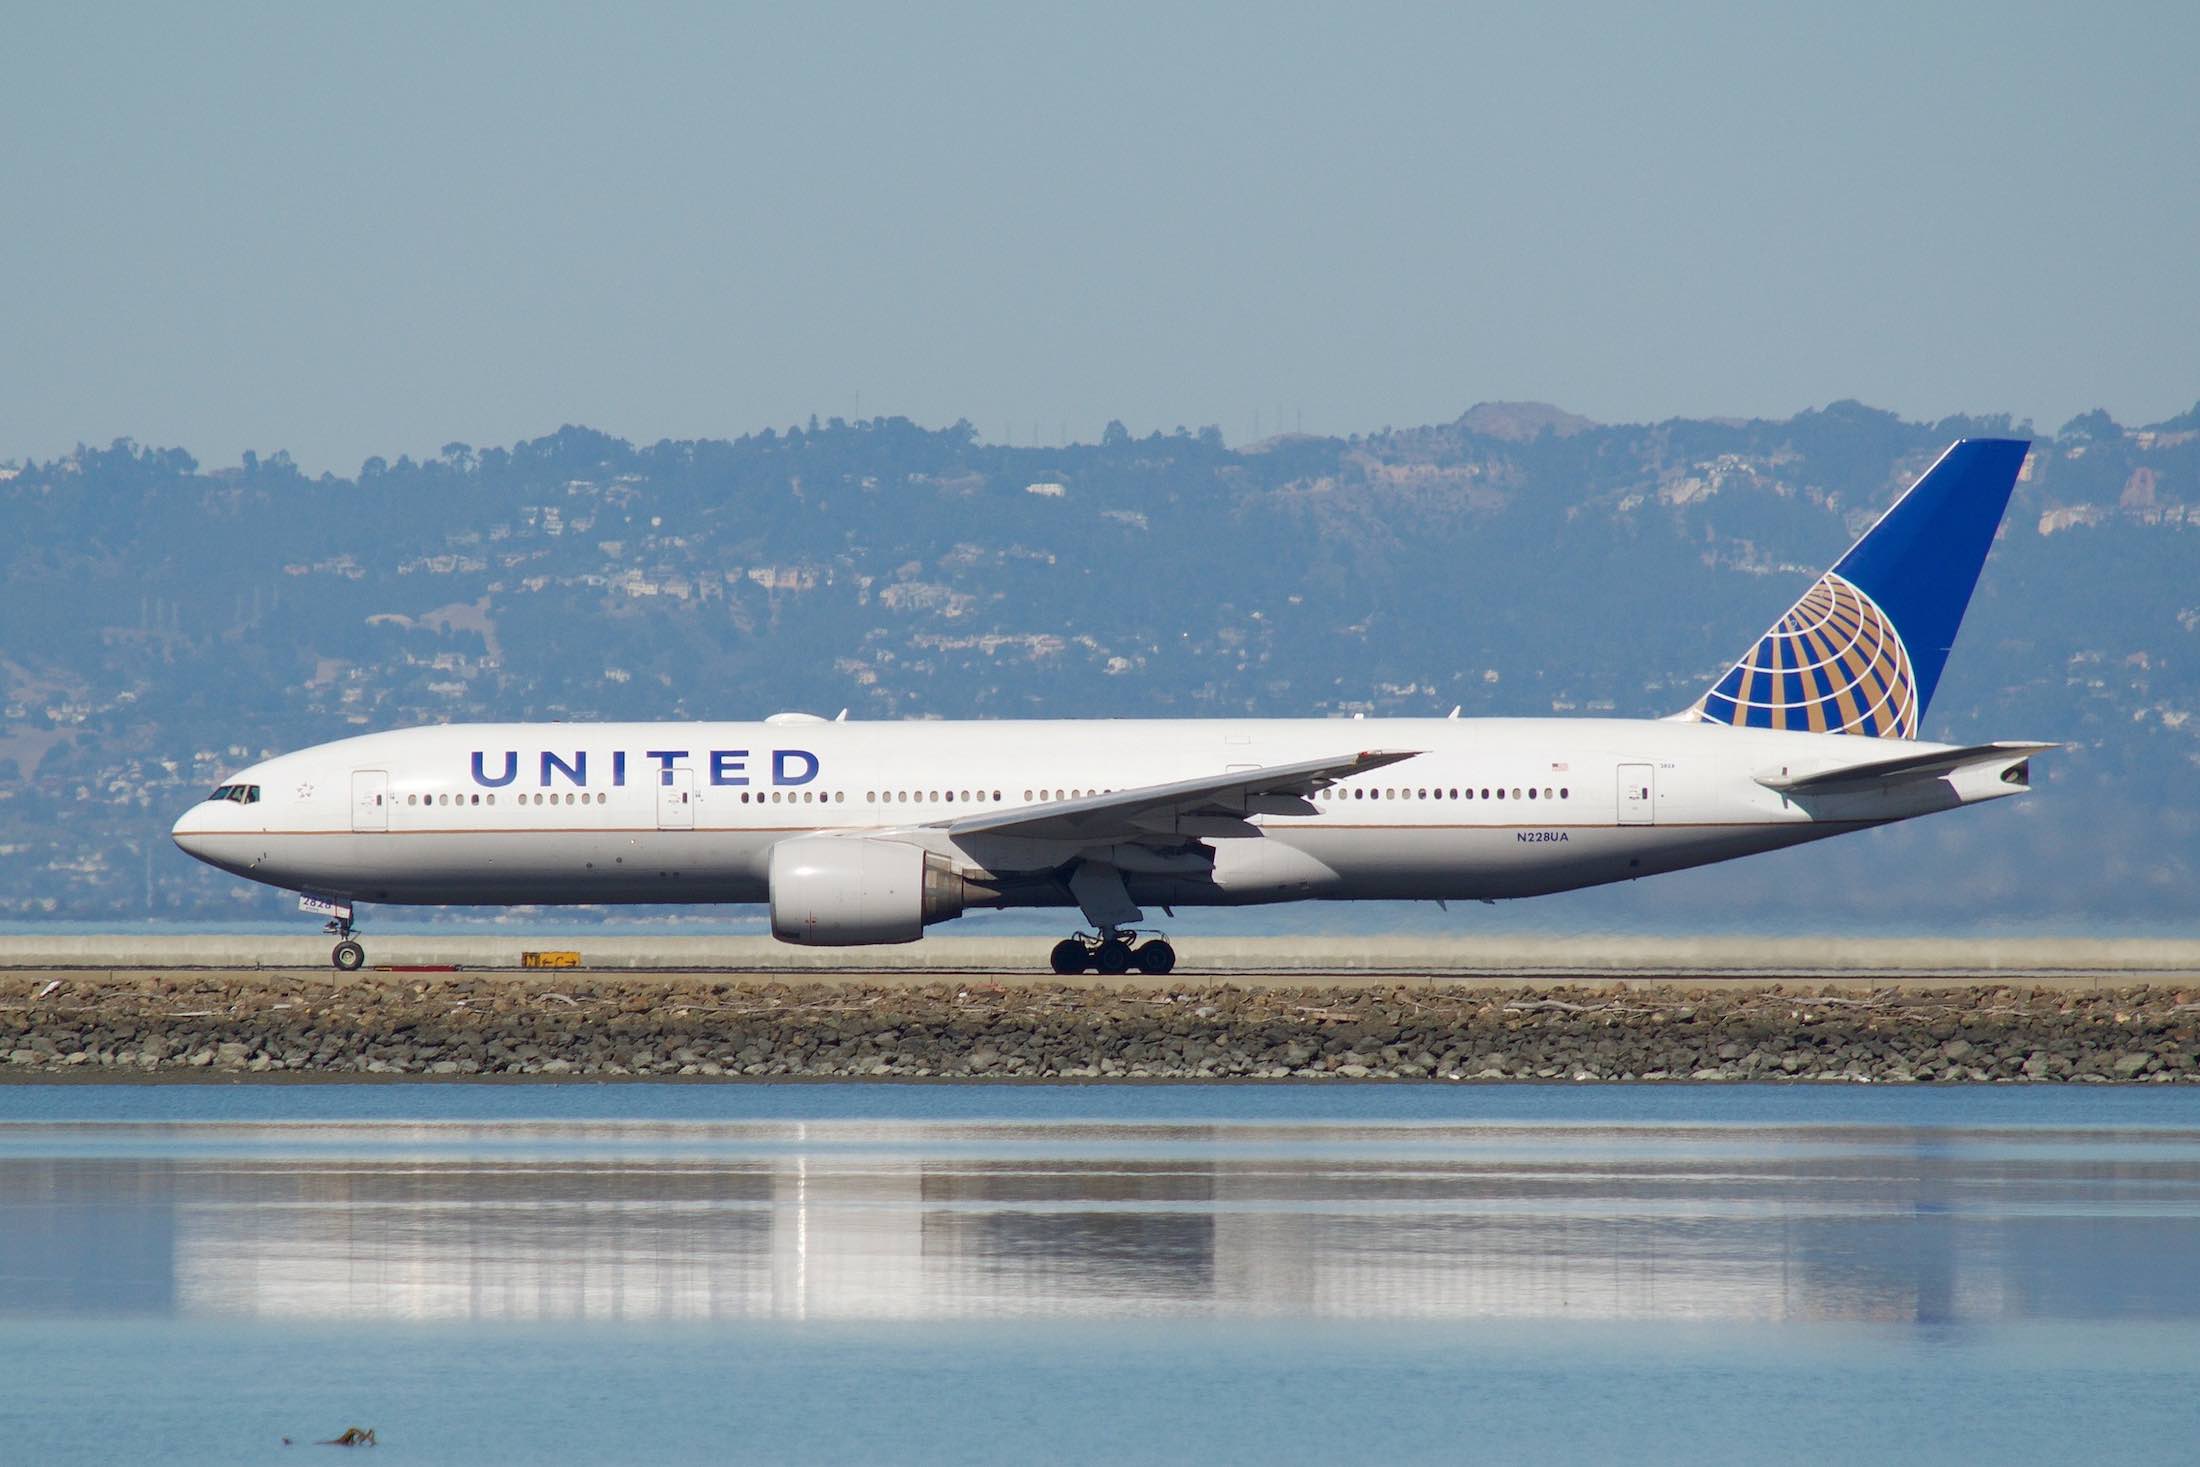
(1691, 571, 1919, 738)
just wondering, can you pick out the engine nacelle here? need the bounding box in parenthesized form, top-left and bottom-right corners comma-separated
(768, 836, 970, 945)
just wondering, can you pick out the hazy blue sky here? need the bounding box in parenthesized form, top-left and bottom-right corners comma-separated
(3, 1, 2195, 473)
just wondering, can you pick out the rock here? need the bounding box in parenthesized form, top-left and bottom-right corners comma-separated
(0, 974, 2189, 1087)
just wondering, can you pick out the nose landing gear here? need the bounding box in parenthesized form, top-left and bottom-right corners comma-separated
(325, 917, 365, 971)
(302, 895, 366, 970)
(1049, 930, 1176, 976)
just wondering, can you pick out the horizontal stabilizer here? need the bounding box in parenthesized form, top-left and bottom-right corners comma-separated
(1755, 740, 2055, 795)
(936, 748, 1423, 842)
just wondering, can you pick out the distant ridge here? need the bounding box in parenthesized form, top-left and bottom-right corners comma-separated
(1, 398, 2194, 925)
(1454, 401, 1598, 441)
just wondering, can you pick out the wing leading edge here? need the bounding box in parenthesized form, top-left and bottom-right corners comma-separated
(933, 748, 1424, 843)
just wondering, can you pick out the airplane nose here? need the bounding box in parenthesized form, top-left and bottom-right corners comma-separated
(171, 807, 210, 860)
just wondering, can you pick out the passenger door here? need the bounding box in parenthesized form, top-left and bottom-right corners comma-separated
(1617, 763, 1655, 825)
(657, 768, 695, 830)
(352, 770, 389, 832)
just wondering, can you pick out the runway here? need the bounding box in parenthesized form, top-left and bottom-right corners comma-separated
(4, 933, 2198, 986)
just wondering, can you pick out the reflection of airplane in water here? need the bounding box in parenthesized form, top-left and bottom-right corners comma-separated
(14, 1122, 2200, 1326)
(173, 440, 2047, 976)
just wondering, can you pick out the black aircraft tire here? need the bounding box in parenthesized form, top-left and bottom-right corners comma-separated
(1134, 939, 1176, 976)
(1093, 939, 1133, 976)
(1049, 939, 1088, 976)
(332, 940, 365, 971)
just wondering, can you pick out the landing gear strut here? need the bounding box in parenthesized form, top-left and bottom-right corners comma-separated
(1049, 930, 1175, 976)
(326, 916, 365, 972)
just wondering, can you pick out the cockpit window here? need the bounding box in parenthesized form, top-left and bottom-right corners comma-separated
(205, 784, 260, 804)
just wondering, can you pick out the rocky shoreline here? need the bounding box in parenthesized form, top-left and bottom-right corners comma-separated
(3, 971, 2198, 1082)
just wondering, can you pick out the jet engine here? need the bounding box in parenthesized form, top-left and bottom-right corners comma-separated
(768, 836, 971, 945)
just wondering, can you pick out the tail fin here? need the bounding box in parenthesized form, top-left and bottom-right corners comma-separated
(1684, 438, 2028, 738)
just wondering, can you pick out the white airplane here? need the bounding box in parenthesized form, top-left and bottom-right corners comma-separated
(174, 439, 2048, 975)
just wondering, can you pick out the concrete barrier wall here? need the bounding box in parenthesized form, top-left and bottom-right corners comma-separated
(3, 932, 2197, 977)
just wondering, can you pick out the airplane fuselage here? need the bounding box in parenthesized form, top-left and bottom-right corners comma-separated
(170, 714, 2029, 912)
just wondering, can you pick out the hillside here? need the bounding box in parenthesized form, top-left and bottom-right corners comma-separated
(2, 400, 2194, 927)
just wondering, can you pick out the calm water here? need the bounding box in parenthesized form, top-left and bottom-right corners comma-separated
(4, 1084, 2199, 1464)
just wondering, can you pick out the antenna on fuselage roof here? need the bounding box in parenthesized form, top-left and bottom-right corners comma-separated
(1447, 706, 1460, 719)
(835, 709, 848, 721)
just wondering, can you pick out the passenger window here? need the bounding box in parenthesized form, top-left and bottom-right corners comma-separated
(1513, 788, 1522, 800)
(1496, 789, 1505, 800)
(1561, 787, 1569, 799)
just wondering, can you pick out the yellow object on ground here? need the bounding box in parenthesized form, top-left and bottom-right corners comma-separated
(521, 951, 582, 969)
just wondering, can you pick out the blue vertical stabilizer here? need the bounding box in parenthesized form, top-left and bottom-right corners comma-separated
(1687, 438, 2028, 738)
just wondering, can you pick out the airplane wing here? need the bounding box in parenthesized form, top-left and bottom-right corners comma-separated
(933, 749, 1423, 842)
(1755, 740, 2054, 795)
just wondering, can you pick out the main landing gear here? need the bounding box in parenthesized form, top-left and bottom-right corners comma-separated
(1050, 930, 1176, 976)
